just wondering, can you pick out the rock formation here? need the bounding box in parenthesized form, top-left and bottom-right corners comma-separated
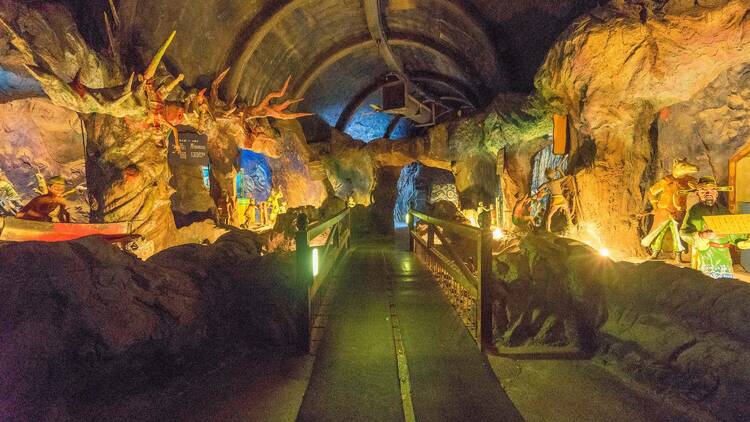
(0, 231, 301, 421)
(492, 233, 750, 420)
(535, 0, 750, 255)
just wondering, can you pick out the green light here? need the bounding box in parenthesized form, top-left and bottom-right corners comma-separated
(312, 248, 319, 276)
(406, 213, 411, 225)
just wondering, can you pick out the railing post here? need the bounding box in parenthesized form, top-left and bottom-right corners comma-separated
(427, 224, 435, 249)
(295, 213, 313, 353)
(407, 209, 415, 252)
(477, 210, 493, 352)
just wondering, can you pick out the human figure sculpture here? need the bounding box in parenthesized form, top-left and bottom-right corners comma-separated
(680, 176, 749, 279)
(267, 189, 286, 225)
(243, 198, 257, 228)
(0, 169, 22, 216)
(16, 176, 70, 222)
(641, 158, 698, 259)
(536, 166, 573, 232)
(259, 201, 268, 226)
(217, 189, 234, 225)
(512, 193, 537, 228)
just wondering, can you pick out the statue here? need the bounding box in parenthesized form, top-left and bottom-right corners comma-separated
(512, 193, 538, 228)
(641, 158, 698, 259)
(16, 176, 70, 222)
(217, 189, 234, 225)
(536, 166, 573, 232)
(268, 189, 285, 225)
(680, 176, 749, 279)
(0, 169, 22, 216)
(242, 198, 258, 228)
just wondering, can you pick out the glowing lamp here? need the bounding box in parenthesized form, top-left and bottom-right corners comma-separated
(312, 248, 319, 276)
(599, 248, 610, 257)
(492, 227, 504, 240)
(468, 215, 478, 227)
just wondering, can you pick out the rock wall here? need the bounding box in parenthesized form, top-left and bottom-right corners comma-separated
(535, 0, 750, 255)
(658, 63, 750, 186)
(493, 234, 750, 420)
(0, 232, 302, 421)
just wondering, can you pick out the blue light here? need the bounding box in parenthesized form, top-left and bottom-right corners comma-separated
(237, 149, 272, 200)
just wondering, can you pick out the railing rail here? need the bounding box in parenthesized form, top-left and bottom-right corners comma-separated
(295, 207, 352, 352)
(407, 208, 493, 351)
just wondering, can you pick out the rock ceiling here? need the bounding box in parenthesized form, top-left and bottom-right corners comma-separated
(61, 0, 601, 140)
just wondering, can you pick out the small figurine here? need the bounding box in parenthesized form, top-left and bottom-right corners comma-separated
(641, 158, 698, 259)
(259, 201, 268, 226)
(16, 176, 70, 222)
(243, 197, 257, 228)
(536, 166, 573, 232)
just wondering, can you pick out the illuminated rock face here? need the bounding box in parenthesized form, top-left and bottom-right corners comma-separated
(536, 0, 750, 255)
(493, 234, 750, 420)
(658, 63, 750, 186)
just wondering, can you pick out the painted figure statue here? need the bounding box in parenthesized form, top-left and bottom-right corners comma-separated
(267, 189, 285, 225)
(537, 166, 573, 232)
(16, 176, 70, 222)
(0, 169, 22, 216)
(217, 189, 234, 225)
(680, 176, 749, 279)
(512, 193, 538, 228)
(242, 198, 258, 228)
(641, 158, 698, 259)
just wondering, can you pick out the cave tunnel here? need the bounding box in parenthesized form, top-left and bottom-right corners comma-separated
(3, 0, 750, 421)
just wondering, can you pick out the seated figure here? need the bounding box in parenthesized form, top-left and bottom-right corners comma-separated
(16, 176, 70, 222)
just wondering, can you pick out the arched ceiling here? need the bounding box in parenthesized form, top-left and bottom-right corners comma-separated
(61, 0, 603, 141)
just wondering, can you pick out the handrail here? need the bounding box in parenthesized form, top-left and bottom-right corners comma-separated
(409, 209, 481, 239)
(407, 208, 493, 352)
(295, 207, 352, 353)
(308, 207, 350, 240)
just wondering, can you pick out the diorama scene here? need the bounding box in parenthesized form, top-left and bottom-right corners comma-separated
(2, 0, 750, 421)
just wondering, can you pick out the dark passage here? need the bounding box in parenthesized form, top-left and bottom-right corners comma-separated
(297, 237, 523, 422)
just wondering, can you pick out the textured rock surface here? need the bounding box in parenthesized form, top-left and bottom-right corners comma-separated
(493, 234, 750, 420)
(394, 162, 458, 223)
(658, 63, 750, 186)
(0, 232, 301, 421)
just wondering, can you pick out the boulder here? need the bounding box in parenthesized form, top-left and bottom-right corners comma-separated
(492, 233, 750, 420)
(0, 230, 301, 421)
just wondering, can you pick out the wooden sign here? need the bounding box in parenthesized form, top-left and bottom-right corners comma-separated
(168, 128, 209, 166)
(704, 214, 750, 235)
(552, 114, 569, 155)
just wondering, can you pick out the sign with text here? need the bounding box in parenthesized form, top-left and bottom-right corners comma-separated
(168, 129, 209, 166)
(704, 214, 750, 235)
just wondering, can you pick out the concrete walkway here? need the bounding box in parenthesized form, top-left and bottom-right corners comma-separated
(297, 238, 523, 422)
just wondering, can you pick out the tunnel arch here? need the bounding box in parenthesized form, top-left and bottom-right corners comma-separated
(218, 0, 505, 138)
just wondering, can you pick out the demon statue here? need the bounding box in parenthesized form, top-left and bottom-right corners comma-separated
(641, 158, 698, 259)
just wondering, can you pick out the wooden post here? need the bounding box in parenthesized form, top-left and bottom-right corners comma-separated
(477, 210, 493, 352)
(427, 224, 435, 249)
(295, 213, 313, 353)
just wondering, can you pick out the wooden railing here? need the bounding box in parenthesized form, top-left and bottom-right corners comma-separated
(295, 207, 352, 352)
(407, 209, 493, 351)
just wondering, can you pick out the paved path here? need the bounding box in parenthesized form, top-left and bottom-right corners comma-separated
(297, 238, 523, 422)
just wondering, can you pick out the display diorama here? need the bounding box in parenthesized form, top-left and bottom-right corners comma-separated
(2, 0, 750, 420)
